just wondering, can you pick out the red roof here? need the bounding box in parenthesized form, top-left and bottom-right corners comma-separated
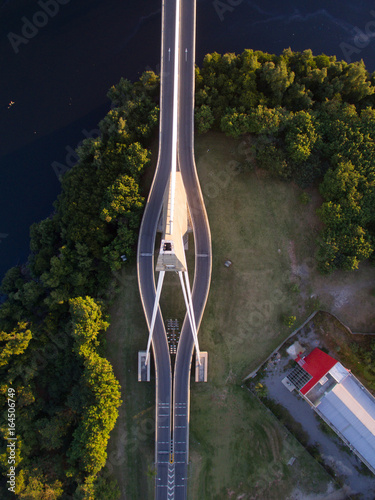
(298, 348, 337, 395)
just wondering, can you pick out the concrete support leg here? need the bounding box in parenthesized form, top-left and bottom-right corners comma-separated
(145, 271, 165, 365)
(179, 271, 201, 365)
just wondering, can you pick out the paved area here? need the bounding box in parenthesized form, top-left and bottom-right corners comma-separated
(259, 325, 375, 498)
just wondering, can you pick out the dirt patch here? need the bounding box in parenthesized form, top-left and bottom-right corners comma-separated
(312, 266, 375, 332)
(290, 484, 350, 500)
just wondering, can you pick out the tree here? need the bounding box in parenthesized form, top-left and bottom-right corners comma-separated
(195, 104, 215, 133)
(120, 142, 150, 179)
(68, 353, 121, 476)
(107, 77, 134, 107)
(248, 105, 289, 135)
(284, 82, 313, 111)
(317, 225, 373, 273)
(320, 160, 361, 202)
(259, 60, 295, 106)
(36, 415, 69, 451)
(254, 382, 268, 398)
(100, 174, 144, 224)
(15, 468, 63, 499)
(285, 111, 318, 164)
(317, 157, 375, 270)
(69, 296, 109, 354)
(102, 221, 139, 271)
(67, 297, 121, 484)
(0, 266, 25, 297)
(339, 60, 374, 103)
(29, 217, 61, 277)
(255, 140, 291, 179)
(220, 109, 250, 138)
(0, 323, 32, 368)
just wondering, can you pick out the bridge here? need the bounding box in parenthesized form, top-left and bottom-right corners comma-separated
(137, 0, 212, 497)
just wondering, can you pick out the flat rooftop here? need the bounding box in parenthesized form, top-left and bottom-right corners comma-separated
(316, 371, 375, 471)
(294, 348, 375, 473)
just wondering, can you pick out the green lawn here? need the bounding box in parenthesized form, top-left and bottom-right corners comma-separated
(105, 267, 156, 499)
(194, 132, 312, 382)
(105, 131, 335, 499)
(188, 385, 332, 499)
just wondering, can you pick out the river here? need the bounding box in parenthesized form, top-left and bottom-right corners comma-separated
(1, 0, 374, 281)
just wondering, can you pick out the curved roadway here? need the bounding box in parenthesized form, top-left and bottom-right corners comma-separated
(137, 0, 211, 498)
(173, 0, 212, 497)
(137, 0, 175, 495)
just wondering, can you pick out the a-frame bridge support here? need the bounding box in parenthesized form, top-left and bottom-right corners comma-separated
(144, 172, 201, 366)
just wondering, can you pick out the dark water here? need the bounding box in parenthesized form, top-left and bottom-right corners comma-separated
(1, 0, 375, 281)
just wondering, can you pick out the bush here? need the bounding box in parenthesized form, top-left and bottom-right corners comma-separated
(298, 192, 311, 205)
(282, 315, 297, 328)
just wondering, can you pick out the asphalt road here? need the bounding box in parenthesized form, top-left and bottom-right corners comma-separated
(173, 0, 212, 497)
(137, 0, 175, 495)
(137, 0, 211, 497)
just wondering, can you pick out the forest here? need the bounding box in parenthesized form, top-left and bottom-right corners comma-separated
(0, 72, 159, 499)
(1, 49, 375, 498)
(195, 48, 375, 273)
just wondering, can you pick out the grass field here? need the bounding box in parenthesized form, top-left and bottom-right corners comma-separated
(193, 132, 318, 382)
(188, 384, 335, 499)
(186, 133, 335, 498)
(105, 267, 156, 500)
(104, 131, 367, 499)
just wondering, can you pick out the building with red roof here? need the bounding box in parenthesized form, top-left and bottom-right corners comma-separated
(295, 348, 337, 395)
(284, 347, 375, 474)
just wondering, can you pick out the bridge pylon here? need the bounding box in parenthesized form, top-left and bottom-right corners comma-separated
(144, 171, 201, 366)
